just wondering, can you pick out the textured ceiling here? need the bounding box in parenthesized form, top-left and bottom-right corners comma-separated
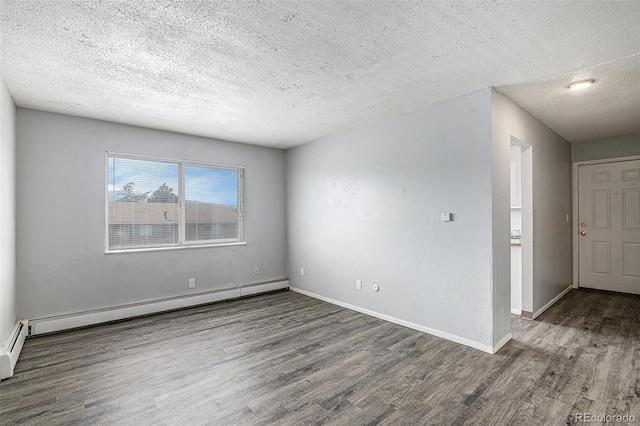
(1, 1, 639, 148)
(496, 54, 640, 143)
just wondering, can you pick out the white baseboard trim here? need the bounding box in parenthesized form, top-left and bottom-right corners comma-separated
(532, 285, 572, 320)
(290, 287, 505, 354)
(511, 308, 522, 316)
(492, 332, 513, 354)
(240, 280, 288, 297)
(0, 319, 29, 380)
(30, 280, 289, 335)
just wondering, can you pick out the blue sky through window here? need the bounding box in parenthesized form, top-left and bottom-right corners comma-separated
(108, 156, 238, 206)
(185, 166, 238, 206)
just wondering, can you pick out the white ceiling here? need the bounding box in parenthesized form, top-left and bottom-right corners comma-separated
(1, 1, 639, 149)
(496, 54, 640, 143)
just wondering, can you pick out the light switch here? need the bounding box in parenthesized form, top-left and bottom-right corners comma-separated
(441, 213, 452, 222)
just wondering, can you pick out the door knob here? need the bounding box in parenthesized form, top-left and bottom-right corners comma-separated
(580, 231, 587, 236)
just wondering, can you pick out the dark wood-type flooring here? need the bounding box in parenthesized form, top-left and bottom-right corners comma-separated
(1, 289, 638, 425)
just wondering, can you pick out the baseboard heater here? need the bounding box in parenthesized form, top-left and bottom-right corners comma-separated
(29, 279, 289, 336)
(0, 319, 29, 380)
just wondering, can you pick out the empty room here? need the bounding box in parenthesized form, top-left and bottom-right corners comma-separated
(1, 1, 639, 425)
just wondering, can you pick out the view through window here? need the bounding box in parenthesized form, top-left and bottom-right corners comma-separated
(107, 153, 243, 251)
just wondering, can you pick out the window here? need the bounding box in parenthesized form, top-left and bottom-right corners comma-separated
(130, 224, 153, 237)
(106, 153, 243, 251)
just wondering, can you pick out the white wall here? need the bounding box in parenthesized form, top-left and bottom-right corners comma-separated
(510, 146, 522, 207)
(490, 96, 512, 345)
(287, 89, 507, 351)
(0, 79, 17, 345)
(510, 146, 522, 313)
(519, 144, 534, 313)
(492, 91, 572, 315)
(571, 133, 640, 162)
(16, 109, 287, 320)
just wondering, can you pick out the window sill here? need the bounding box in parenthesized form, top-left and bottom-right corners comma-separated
(105, 241, 247, 254)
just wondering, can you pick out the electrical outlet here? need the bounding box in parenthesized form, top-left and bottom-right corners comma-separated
(300, 268, 305, 276)
(188, 278, 196, 288)
(254, 266, 260, 275)
(356, 280, 362, 290)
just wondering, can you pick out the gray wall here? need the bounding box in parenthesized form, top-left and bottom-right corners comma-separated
(492, 91, 572, 315)
(16, 109, 287, 319)
(571, 133, 640, 162)
(490, 93, 512, 346)
(287, 89, 500, 348)
(0, 79, 16, 344)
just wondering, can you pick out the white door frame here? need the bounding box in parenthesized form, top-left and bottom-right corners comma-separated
(511, 136, 533, 316)
(572, 155, 640, 289)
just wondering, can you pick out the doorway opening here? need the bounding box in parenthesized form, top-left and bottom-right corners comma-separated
(510, 137, 533, 317)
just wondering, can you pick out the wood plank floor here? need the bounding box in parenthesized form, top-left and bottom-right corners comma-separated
(1, 289, 638, 425)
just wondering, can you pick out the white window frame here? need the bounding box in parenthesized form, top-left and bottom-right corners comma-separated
(105, 152, 245, 253)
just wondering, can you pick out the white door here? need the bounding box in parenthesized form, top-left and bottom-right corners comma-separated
(578, 159, 640, 294)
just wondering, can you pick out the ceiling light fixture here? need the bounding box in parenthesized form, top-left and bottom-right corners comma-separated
(568, 79, 595, 90)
